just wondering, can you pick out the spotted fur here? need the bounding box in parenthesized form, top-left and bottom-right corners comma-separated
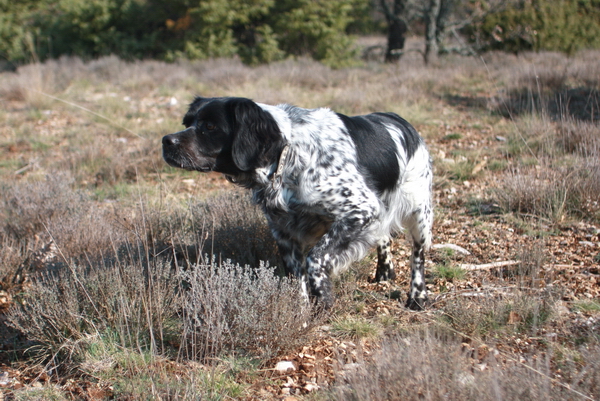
(162, 96, 433, 310)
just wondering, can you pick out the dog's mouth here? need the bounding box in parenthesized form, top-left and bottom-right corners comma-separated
(163, 149, 215, 173)
(171, 160, 212, 172)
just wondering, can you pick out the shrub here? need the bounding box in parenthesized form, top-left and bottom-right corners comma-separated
(433, 263, 466, 282)
(1, 0, 367, 67)
(495, 163, 600, 223)
(78, 341, 248, 400)
(494, 115, 600, 222)
(180, 261, 316, 363)
(0, 173, 133, 262)
(471, 0, 600, 55)
(331, 316, 381, 340)
(440, 291, 556, 339)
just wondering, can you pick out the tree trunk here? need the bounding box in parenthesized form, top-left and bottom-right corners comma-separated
(424, 0, 441, 65)
(385, 18, 407, 62)
(381, 0, 408, 63)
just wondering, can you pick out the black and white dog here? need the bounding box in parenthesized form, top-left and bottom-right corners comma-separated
(162, 97, 433, 310)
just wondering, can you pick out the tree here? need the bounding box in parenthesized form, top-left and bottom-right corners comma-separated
(423, 0, 511, 63)
(378, 0, 509, 65)
(424, 0, 441, 65)
(379, 0, 408, 62)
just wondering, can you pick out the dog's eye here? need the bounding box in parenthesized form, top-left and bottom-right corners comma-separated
(205, 123, 216, 131)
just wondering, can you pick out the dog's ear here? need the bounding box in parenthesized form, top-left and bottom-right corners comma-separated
(228, 98, 282, 171)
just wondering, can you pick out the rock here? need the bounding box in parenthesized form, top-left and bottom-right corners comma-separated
(274, 361, 295, 373)
(0, 371, 11, 387)
(457, 372, 475, 386)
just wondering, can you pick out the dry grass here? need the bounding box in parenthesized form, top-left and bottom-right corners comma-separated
(7, 258, 182, 360)
(439, 290, 557, 340)
(329, 329, 600, 401)
(193, 191, 280, 270)
(496, 124, 600, 222)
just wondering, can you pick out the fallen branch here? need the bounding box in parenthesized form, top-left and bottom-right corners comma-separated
(433, 243, 471, 255)
(460, 260, 519, 270)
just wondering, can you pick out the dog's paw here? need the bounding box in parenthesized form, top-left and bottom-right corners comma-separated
(373, 268, 397, 283)
(405, 295, 428, 311)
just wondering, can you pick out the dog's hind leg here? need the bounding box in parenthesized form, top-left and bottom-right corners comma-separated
(374, 235, 396, 282)
(404, 202, 433, 310)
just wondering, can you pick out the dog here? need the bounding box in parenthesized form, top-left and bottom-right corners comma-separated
(162, 97, 433, 310)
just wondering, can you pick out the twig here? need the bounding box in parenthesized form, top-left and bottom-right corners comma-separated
(14, 159, 38, 175)
(460, 260, 519, 270)
(433, 243, 471, 255)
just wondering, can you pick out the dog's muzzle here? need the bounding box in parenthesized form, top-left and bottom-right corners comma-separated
(162, 133, 180, 148)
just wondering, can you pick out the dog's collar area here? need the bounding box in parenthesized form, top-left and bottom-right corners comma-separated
(271, 144, 290, 190)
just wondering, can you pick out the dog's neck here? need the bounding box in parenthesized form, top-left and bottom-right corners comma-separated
(224, 143, 290, 189)
(270, 144, 290, 189)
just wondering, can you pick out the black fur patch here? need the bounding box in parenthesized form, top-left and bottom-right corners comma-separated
(337, 113, 401, 194)
(368, 112, 422, 161)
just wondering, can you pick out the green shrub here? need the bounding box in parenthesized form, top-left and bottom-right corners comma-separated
(331, 316, 381, 340)
(434, 263, 466, 282)
(471, 0, 600, 54)
(0, 0, 367, 67)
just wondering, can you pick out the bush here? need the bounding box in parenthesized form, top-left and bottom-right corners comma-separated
(270, 0, 362, 68)
(0, 0, 367, 67)
(192, 191, 280, 270)
(180, 261, 316, 363)
(0, 173, 132, 261)
(471, 0, 600, 54)
(440, 291, 556, 339)
(495, 160, 600, 223)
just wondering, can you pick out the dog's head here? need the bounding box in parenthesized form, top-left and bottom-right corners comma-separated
(162, 97, 283, 175)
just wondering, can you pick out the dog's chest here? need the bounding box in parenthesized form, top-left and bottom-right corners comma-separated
(258, 187, 333, 246)
(268, 206, 333, 247)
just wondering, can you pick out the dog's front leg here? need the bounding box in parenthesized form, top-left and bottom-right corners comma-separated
(274, 236, 311, 302)
(306, 213, 375, 309)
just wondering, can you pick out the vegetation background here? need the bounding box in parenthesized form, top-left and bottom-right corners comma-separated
(2, 0, 600, 68)
(0, 0, 599, 400)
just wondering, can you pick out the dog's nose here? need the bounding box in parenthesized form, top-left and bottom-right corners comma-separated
(162, 134, 179, 147)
